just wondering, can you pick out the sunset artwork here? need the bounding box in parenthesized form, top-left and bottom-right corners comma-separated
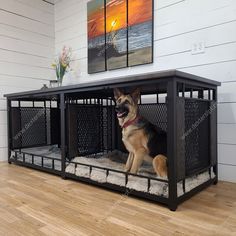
(87, 0, 153, 73)
(87, 0, 106, 74)
(106, 0, 127, 70)
(128, 0, 153, 66)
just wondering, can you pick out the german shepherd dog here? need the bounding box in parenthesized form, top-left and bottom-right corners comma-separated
(114, 88, 168, 177)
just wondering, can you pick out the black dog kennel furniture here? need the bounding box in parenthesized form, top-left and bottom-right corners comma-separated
(5, 70, 221, 211)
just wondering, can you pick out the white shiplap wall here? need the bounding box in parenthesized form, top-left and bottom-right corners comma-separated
(0, 0, 55, 161)
(55, 0, 236, 182)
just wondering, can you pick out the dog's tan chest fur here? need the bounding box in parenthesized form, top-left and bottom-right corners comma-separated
(122, 127, 148, 154)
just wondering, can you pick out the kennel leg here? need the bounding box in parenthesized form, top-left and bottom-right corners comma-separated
(7, 99, 12, 165)
(213, 165, 218, 185)
(169, 203, 178, 211)
(60, 93, 66, 179)
(167, 80, 178, 211)
(213, 89, 218, 185)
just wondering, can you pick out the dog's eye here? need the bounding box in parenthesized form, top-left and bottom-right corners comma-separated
(124, 100, 129, 105)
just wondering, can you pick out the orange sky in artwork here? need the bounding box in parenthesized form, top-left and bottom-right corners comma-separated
(88, 0, 152, 39)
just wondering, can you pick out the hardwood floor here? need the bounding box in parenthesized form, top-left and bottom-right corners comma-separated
(0, 162, 235, 236)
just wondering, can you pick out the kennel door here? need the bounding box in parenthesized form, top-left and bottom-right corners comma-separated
(67, 104, 103, 159)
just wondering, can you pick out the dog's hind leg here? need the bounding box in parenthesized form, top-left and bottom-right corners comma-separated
(124, 153, 134, 172)
(153, 155, 167, 178)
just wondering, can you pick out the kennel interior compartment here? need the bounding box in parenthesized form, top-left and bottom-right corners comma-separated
(5, 70, 220, 210)
(7, 97, 62, 175)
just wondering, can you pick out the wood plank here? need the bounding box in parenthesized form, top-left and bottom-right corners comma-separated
(0, 163, 235, 235)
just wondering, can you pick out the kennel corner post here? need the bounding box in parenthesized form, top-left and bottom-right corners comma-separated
(167, 78, 178, 211)
(7, 98, 12, 164)
(212, 87, 218, 185)
(60, 93, 66, 179)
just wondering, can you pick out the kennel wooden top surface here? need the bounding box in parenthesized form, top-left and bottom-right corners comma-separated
(4, 70, 221, 99)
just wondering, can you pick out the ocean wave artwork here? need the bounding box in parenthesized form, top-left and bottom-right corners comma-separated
(87, 0, 153, 73)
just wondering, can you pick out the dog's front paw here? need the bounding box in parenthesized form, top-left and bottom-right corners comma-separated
(124, 167, 130, 172)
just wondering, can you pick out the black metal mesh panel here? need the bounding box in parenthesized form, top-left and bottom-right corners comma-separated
(67, 102, 114, 158)
(77, 105, 103, 155)
(185, 100, 210, 176)
(20, 108, 47, 147)
(139, 104, 167, 131)
(102, 106, 114, 151)
(11, 107, 60, 149)
(11, 107, 21, 149)
(46, 108, 51, 144)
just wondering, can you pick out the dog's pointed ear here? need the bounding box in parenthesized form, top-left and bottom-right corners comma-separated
(131, 88, 140, 104)
(113, 88, 123, 100)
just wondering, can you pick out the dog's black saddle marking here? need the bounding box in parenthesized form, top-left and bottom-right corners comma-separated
(137, 117, 167, 158)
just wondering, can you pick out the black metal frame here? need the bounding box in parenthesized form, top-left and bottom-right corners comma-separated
(4, 70, 220, 211)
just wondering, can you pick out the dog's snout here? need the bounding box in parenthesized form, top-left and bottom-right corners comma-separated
(115, 105, 121, 112)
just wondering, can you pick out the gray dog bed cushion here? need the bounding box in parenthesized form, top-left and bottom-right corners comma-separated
(11, 146, 213, 198)
(66, 156, 213, 198)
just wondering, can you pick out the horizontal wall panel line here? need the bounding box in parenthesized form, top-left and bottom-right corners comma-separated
(0, 22, 55, 39)
(73, 58, 236, 69)
(14, 0, 54, 14)
(42, 0, 54, 5)
(0, 34, 54, 50)
(0, 47, 53, 60)
(219, 163, 236, 167)
(218, 143, 236, 146)
(206, 40, 236, 49)
(178, 59, 236, 71)
(220, 81, 236, 84)
(156, 19, 236, 41)
(0, 75, 49, 83)
(158, 0, 185, 10)
(0, 73, 50, 81)
(0, 60, 53, 70)
(218, 101, 236, 104)
(0, 8, 53, 27)
(218, 123, 236, 125)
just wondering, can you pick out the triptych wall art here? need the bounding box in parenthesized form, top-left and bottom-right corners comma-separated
(87, 0, 154, 74)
